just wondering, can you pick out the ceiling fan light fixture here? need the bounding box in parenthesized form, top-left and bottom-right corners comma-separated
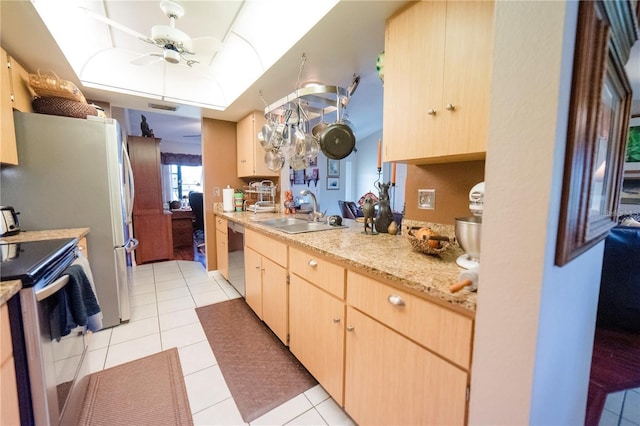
(163, 48, 180, 64)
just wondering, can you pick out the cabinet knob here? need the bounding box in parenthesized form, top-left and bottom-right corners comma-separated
(427, 109, 437, 115)
(240, 160, 247, 163)
(387, 294, 406, 306)
(333, 317, 341, 323)
(446, 103, 456, 111)
(347, 326, 355, 332)
(308, 259, 318, 267)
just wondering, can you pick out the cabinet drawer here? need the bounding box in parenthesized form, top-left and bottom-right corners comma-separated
(245, 228, 287, 267)
(347, 271, 473, 369)
(215, 217, 227, 234)
(289, 247, 345, 299)
(173, 218, 193, 232)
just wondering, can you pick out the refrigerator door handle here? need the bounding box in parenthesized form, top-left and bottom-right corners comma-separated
(125, 238, 138, 253)
(114, 246, 131, 322)
(122, 143, 135, 224)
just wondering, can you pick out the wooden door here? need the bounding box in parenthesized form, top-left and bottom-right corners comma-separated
(383, 0, 446, 162)
(261, 256, 288, 344)
(244, 246, 263, 318)
(289, 275, 345, 404)
(440, 0, 494, 158)
(344, 307, 468, 425)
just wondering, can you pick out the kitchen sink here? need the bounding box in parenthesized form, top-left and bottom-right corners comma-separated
(257, 217, 346, 234)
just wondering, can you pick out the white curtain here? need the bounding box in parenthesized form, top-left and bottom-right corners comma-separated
(161, 164, 173, 206)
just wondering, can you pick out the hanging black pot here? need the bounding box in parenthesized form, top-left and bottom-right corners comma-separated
(318, 123, 356, 160)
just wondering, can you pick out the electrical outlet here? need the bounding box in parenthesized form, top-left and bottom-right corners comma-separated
(418, 189, 436, 210)
(214, 187, 220, 196)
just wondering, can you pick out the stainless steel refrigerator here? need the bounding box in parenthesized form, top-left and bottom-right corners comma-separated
(1, 111, 137, 327)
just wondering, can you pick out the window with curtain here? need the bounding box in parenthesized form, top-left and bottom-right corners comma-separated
(161, 153, 203, 205)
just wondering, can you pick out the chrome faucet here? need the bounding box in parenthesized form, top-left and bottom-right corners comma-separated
(300, 189, 323, 222)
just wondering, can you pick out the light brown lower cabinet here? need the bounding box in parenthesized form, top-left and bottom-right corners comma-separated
(288, 274, 345, 404)
(216, 229, 228, 279)
(215, 218, 228, 279)
(344, 306, 468, 425)
(243, 229, 288, 344)
(1, 302, 20, 425)
(235, 225, 473, 424)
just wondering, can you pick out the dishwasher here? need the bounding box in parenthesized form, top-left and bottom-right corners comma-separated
(226, 221, 245, 297)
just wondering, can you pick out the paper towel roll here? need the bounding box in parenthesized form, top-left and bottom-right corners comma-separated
(223, 187, 235, 212)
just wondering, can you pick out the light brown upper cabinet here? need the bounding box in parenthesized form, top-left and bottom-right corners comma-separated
(237, 111, 279, 178)
(1, 47, 33, 165)
(383, 0, 495, 164)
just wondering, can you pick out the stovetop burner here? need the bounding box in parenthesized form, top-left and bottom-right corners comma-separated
(0, 238, 77, 287)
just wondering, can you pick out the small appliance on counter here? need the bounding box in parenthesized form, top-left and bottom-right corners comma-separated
(0, 206, 20, 236)
(455, 182, 484, 269)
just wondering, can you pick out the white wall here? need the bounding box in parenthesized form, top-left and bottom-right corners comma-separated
(470, 1, 602, 424)
(353, 130, 406, 212)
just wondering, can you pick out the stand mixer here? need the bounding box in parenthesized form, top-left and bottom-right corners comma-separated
(455, 182, 484, 269)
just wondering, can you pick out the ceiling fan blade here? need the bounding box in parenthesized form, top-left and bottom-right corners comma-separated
(131, 53, 163, 66)
(188, 36, 223, 56)
(80, 7, 156, 46)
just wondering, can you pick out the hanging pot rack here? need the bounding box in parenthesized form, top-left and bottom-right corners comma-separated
(263, 84, 349, 121)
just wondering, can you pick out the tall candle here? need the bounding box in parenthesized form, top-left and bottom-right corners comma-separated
(377, 139, 382, 169)
(391, 162, 396, 184)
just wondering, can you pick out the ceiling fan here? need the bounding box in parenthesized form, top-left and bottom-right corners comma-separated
(82, 0, 222, 67)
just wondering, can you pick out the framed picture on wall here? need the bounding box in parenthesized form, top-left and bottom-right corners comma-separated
(555, 1, 633, 266)
(627, 116, 640, 163)
(327, 177, 340, 190)
(327, 159, 340, 177)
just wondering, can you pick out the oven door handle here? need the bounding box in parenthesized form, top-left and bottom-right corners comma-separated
(35, 274, 70, 302)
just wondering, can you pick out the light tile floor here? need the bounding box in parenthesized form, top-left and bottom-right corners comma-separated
(600, 387, 640, 426)
(87, 260, 355, 426)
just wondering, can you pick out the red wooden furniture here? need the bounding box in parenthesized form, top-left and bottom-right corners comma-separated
(585, 328, 640, 426)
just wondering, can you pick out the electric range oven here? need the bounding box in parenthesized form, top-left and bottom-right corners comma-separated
(1, 238, 92, 426)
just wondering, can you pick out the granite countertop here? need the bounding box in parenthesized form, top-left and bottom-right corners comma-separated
(0, 228, 90, 305)
(0, 228, 89, 243)
(216, 212, 477, 315)
(0, 280, 21, 306)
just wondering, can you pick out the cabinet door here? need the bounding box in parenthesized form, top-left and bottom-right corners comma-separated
(262, 256, 288, 344)
(237, 111, 277, 177)
(289, 275, 345, 404)
(383, 1, 446, 162)
(440, 0, 494, 157)
(133, 213, 173, 264)
(236, 112, 254, 177)
(1, 303, 20, 425)
(345, 307, 468, 426)
(1, 48, 18, 165)
(127, 136, 164, 214)
(244, 246, 263, 318)
(216, 228, 228, 279)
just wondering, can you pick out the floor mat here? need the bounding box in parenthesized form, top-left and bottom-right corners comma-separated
(77, 348, 192, 426)
(196, 298, 317, 423)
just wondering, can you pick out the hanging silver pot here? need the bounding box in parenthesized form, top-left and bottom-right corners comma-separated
(264, 149, 284, 172)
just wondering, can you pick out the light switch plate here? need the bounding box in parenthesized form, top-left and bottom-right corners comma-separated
(418, 189, 436, 210)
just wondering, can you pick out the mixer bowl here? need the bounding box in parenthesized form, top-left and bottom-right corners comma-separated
(455, 216, 482, 261)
